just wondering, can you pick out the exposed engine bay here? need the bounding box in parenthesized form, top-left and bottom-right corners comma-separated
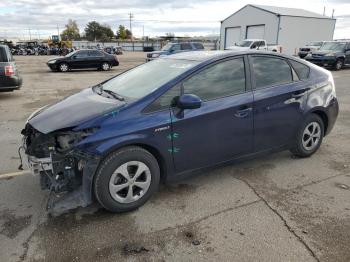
(20, 124, 100, 216)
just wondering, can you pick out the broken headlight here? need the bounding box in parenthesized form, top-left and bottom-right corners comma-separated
(56, 128, 99, 152)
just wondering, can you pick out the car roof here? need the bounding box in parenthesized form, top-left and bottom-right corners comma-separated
(162, 50, 294, 62)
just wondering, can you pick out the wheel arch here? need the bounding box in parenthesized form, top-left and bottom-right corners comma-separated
(307, 108, 329, 135)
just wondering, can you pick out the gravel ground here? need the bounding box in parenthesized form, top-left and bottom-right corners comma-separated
(0, 53, 349, 262)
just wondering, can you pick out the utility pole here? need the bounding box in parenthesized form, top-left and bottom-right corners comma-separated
(332, 9, 335, 18)
(28, 28, 32, 40)
(143, 25, 144, 39)
(323, 6, 326, 16)
(129, 13, 134, 35)
(57, 25, 60, 41)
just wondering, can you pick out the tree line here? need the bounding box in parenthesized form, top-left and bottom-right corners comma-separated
(60, 19, 133, 42)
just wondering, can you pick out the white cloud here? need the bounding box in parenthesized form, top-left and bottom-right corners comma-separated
(0, 0, 349, 39)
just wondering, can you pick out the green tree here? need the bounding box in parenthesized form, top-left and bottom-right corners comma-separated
(84, 21, 114, 41)
(116, 25, 126, 39)
(61, 19, 80, 40)
(125, 29, 133, 40)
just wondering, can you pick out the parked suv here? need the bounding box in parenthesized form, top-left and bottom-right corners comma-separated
(305, 41, 350, 70)
(146, 42, 204, 61)
(22, 51, 338, 215)
(0, 45, 22, 92)
(298, 41, 324, 58)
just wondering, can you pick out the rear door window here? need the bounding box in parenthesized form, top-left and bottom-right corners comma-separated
(289, 60, 310, 80)
(89, 50, 104, 57)
(251, 56, 293, 89)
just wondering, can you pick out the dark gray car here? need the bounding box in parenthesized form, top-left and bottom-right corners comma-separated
(0, 45, 22, 92)
(0, 44, 22, 92)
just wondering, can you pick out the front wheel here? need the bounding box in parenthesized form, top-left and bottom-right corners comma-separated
(101, 62, 111, 71)
(94, 146, 160, 213)
(290, 114, 324, 158)
(58, 63, 69, 72)
(334, 59, 344, 70)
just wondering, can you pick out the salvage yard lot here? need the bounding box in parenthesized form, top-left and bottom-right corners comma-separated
(0, 53, 350, 262)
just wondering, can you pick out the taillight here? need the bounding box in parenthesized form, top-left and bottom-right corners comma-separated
(5, 66, 15, 76)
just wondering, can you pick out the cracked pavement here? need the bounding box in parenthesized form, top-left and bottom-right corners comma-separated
(0, 54, 349, 262)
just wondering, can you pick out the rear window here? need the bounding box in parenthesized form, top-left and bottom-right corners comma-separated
(289, 60, 310, 80)
(193, 43, 204, 50)
(0, 46, 12, 62)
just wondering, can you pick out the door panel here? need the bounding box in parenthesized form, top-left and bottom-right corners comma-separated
(250, 55, 307, 151)
(171, 93, 254, 173)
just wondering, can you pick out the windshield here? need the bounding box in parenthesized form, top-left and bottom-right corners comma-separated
(65, 50, 78, 57)
(101, 59, 199, 99)
(236, 41, 252, 47)
(161, 43, 173, 51)
(320, 42, 346, 51)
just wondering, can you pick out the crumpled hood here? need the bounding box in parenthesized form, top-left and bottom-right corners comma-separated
(28, 88, 125, 134)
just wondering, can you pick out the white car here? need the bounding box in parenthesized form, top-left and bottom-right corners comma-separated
(226, 39, 282, 53)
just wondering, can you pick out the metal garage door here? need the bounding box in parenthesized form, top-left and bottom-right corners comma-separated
(246, 25, 265, 39)
(225, 27, 241, 48)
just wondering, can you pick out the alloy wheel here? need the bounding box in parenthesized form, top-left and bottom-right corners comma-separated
(60, 64, 68, 72)
(102, 63, 110, 71)
(109, 161, 151, 204)
(302, 122, 321, 151)
(336, 60, 343, 70)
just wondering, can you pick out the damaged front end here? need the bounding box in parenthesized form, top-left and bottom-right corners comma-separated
(21, 124, 100, 216)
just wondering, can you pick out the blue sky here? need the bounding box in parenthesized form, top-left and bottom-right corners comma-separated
(0, 0, 349, 40)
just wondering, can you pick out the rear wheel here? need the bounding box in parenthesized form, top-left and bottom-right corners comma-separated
(58, 63, 69, 72)
(101, 62, 110, 71)
(290, 114, 324, 158)
(94, 146, 160, 213)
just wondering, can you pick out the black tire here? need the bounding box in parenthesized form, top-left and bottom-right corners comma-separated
(58, 62, 69, 72)
(290, 114, 324, 158)
(94, 146, 160, 213)
(334, 59, 344, 71)
(101, 62, 111, 71)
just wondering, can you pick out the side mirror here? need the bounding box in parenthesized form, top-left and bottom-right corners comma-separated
(251, 45, 256, 49)
(177, 94, 202, 110)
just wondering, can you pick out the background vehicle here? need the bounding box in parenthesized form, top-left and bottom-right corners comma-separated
(0, 45, 22, 92)
(305, 41, 350, 70)
(225, 39, 282, 52)
(22, 51, 338, 214)
(146, 42, 204, 61)
(47, 49, 119, 72)
(298, 41, 324, 58)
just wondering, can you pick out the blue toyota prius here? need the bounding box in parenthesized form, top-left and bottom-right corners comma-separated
(21, 51, 339, 214)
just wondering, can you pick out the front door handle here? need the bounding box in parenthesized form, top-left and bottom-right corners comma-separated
(234, 107, 252, 118)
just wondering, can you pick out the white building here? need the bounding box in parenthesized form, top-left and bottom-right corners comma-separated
(220, 4, 336, 55)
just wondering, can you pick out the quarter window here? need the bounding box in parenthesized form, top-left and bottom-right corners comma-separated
(183, 58, 246, 101)
(252, 56, 293, 89)
(145, 84, 181, 112)
(289, 60, 310, 80)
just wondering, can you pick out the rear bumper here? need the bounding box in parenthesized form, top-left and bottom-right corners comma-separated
(0, 75, 22, 90)
(325, 98, 339, 136)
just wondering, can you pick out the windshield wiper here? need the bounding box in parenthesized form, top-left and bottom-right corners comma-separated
(92, 84, 125, 101)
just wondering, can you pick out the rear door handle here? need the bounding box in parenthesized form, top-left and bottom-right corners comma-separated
(292, 88, 311, 98)
(234, 107, 252, 118)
